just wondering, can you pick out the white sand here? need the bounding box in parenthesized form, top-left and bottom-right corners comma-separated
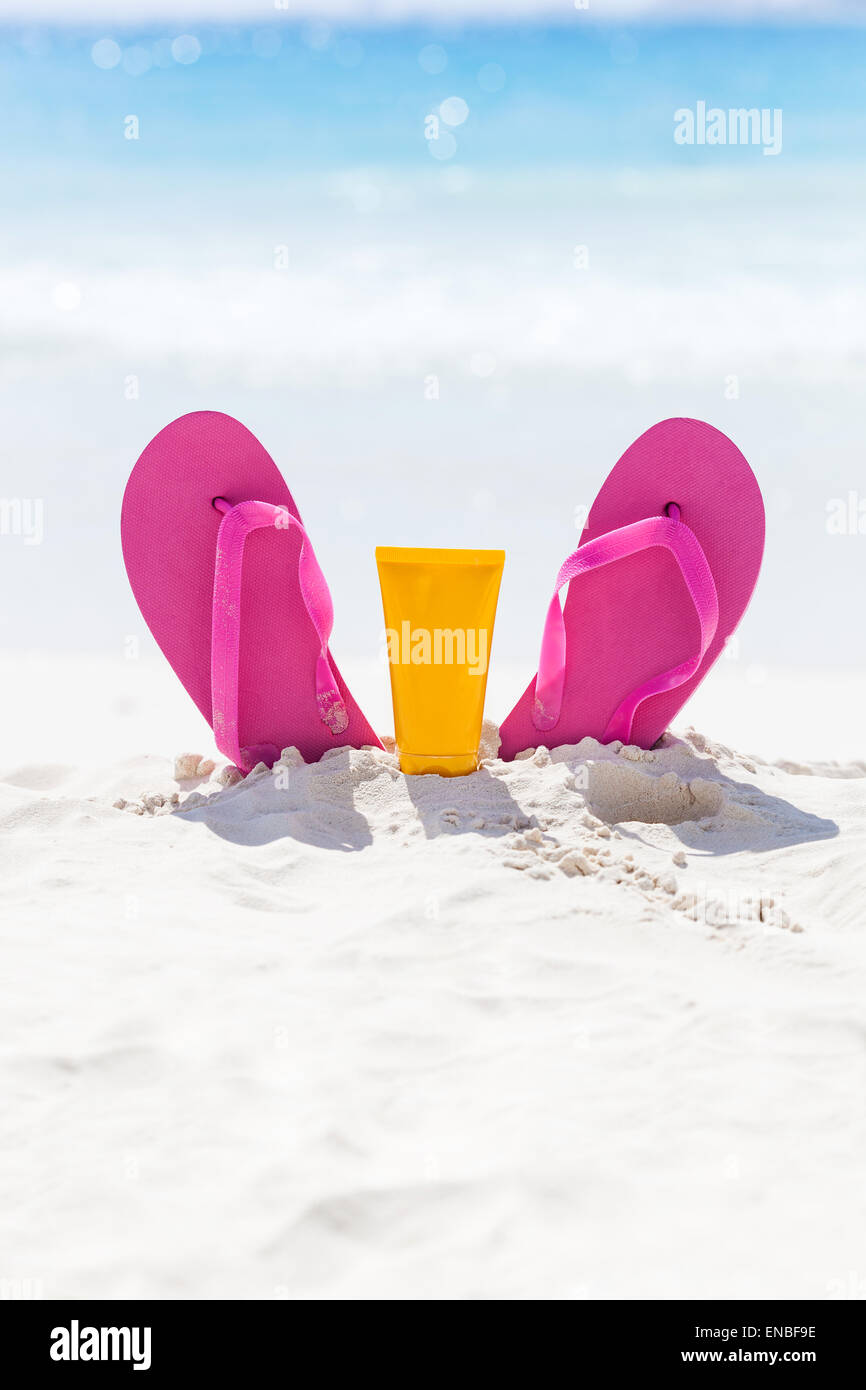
(1, 653, 865, 1300)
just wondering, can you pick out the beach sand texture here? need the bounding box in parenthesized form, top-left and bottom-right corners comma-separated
(2, 655, 863, 1301)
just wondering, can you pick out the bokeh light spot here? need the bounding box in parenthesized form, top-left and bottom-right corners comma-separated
(418, 44, 447, 75)
(171, 35, 201, 66)
(440, 96, 469, 128)
(122, 46, 152, 77)
(91, 38, 121, 70)
(428, 130, 457, 161)
(305, 23, 331, 52)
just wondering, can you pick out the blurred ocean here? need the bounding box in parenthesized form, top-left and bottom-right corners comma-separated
(1, 12, 864, 699)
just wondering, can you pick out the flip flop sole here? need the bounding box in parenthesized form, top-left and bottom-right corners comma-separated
(499, 418, 765, 759)
(121, 411, 380, 763)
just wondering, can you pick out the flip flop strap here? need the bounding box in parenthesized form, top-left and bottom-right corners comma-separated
(533, 510, 720, 743)
(211, 498, 348, 771)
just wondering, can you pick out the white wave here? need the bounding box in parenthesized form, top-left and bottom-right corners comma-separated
(4, 166, 866, 389)
(6, 261, 865, 388)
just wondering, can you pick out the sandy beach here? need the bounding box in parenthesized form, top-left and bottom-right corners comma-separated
(1, 653, 863, 1300)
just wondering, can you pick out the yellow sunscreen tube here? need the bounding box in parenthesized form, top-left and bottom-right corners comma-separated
(375, 546, 505, 777)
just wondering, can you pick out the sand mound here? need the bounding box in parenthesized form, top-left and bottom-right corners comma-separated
(112, 725, 849, 934)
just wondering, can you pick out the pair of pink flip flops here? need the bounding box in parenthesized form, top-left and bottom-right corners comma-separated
(121, 413, 764, 774)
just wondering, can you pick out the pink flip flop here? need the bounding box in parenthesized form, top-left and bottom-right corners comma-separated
(121, 411, 381, 772)
(499, 418, 765, 760)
